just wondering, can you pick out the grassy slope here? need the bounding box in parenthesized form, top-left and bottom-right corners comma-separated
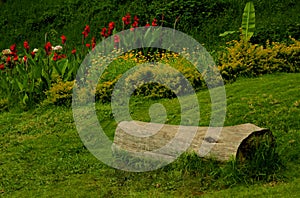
(0, 73, 300, 196)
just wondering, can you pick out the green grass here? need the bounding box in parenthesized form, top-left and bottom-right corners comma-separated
(1, 73, 300, 196)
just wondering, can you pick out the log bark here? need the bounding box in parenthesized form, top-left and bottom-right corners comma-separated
(113, 121, 274, 162)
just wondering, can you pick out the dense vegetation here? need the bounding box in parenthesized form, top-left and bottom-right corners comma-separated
(0, 0, 299, 51)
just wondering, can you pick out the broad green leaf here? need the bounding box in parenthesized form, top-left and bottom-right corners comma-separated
(61, 59, 69, 79)
(242, 1, 255, 41)
(219, 31, 238, 37)
(54, 61, 62, 76)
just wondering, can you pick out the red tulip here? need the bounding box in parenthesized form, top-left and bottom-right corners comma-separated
(109, 22, 115, 31)
(145, 23, 150, 28)
(31, 51, 36, 58)
(0, 64, 4, 70)
(82, 25, 90, 39)
(122, 13, 131, 25)
(13, 54, 18, 62)
(61, 35, 67, 44)
(10, 44, 17, 54)
(122, 16, 127, 23)
(92, 37, 96, 50)
(58, 54, 66, 59)
(132, 21, 138, 28)
(23, 56, 27, 62)
(53, 53, 58, 61)
(44, 42, 52, 55)
(82, 31, 88, 39)
(107, 29, 112, 36)
(86, 43, 91, 48)
(23, 41, 30, 52)
(6, 56, 11, 63)
(84, 25, 90, 33)
(71, 48, 76, 54)
(101, 27, 107, 37)
(134, 15, 139, 22)
(152, 18, 158, 26)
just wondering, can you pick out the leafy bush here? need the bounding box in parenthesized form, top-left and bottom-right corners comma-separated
(218, 37, 300, 81)
(44, 77, 75, 106)
(95, 75, 121, 103)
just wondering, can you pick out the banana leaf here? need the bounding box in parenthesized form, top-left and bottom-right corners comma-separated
(242, 2, 255, 41)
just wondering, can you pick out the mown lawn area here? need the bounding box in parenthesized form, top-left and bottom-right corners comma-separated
(1, 73, 300, 197)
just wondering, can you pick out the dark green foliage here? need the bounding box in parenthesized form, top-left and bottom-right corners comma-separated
(0, 0, 299, 51)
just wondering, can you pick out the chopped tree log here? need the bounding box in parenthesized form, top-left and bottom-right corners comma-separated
(113, 121, 275, 162)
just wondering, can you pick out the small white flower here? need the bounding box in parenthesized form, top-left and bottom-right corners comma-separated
(2, 49, 11, 55)
(52, 45, 63, 51)
(33, 48, 39, 53)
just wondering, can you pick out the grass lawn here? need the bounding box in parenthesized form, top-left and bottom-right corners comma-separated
(0, 73, 300, 197)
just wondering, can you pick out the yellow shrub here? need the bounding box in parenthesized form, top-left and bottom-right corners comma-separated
(95, 75, 121, 103)
(218, 37, 300, 81)
(44, 78, 75, 106)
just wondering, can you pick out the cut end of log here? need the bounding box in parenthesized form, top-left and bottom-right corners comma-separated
(236, 128, 275, 163)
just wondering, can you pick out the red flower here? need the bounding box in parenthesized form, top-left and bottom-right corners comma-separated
(61, 35, 67, 44)
(101, 27, 107, 38)
(58, 54, 66, 59)
(82, 31, 88, 39)
(71, 48, 76, 54)
(53, 53, 58, 61)
(145, 23, 150, 28)
(0, 64, 4, 70)
(31, 51, 36, 58)
(13, 54, 18, 62)
(122, 16, 127, 23)
(122, 13, 131, 25)
(23, 56, 27, 62)
(82, 25, 90, 39)
(10, 44, 17, 55)
(44, 42, 52, 55)
(84, 25, 90, 33)
(134, 15, 139, 22)
(152, 18, 158, 26)
(92, 37, 96, 50)
(86, 43, 91, 48)
(23, 41, 30, 52)
(6, 56, 11, 63)
(109, 22, 115, 31)
(107, 29, 112, 36)
(132, 21, 138, 28)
